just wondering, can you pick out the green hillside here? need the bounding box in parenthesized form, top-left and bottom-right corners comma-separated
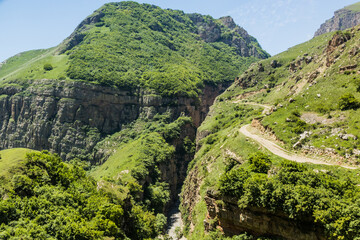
(5, 1, 360, 240)
(0, 2, 271, 239)
(182, 26, 360, 239)
(0, 149, 173, 239)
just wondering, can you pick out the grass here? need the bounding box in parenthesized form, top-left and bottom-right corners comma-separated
(89, 138, 142, 182)
(0, 148, 37, 190)
(183, 27, 360, 239)
(216, 28, 360, 160)
(0, 50, 70, 82)
(184, 97, 360, 239)
(0, 49, 48, 80)
(345, 2, 360, 12)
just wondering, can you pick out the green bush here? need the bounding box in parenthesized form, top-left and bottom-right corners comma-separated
(339, 93, 360, 110)
(219, 168, 250, 197)
(43, 63, 53, 71)
(248, 152, 272, 173)
(0, 151, 169, 239)
(218, 159, 360, 239)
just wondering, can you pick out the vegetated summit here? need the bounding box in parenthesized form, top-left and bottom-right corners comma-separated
(0, 1, 269, 98)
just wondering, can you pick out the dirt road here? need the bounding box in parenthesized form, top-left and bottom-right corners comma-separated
(240, 124, 357, 169)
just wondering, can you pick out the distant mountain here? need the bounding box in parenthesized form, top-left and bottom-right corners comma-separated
(314, 2, 360, 37)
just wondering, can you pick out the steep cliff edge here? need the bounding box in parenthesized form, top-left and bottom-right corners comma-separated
(204, 191, 325, 240)
(314, 2, 360, 37)
(0, 79, 227, 161)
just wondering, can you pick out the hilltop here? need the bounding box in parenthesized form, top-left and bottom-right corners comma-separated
(0, 1, 268, 161)
(0, 2, 268, 97)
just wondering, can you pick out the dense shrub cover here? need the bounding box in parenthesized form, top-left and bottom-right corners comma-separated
(66, 2, 267, 97)
(219, 159, 360, 239)
(0, 151, 166, 239)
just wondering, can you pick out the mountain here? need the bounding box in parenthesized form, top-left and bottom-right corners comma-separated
(314, 2, 360, 37)
(182, 26, 360, 239)
(5, 1, 360, 240)
(0, 1, 268, 161)
(0, 2, 269, 239)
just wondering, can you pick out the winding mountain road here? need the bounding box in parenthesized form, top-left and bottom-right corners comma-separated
(236, 101, 357, 169)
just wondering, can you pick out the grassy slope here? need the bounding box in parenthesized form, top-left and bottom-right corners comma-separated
(0, 47, 71, 82)
(0, 50, 44, 78)
(183, 95, 360, 240)
(0, 148, 37, 192)
(90, 138, 142, 183)
(345, 2, 360, 12)
(183, 28, 360, 239)
(0, 148, 36, 178)
(219, 28, 360, 161)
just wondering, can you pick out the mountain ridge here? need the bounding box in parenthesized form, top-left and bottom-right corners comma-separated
(314, 2, 360, 37)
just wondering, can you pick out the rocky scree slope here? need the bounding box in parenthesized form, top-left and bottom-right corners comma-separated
(314, 2, 360, 37)
(181, 26, 360, 239)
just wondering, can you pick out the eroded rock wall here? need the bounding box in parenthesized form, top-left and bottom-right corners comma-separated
(314, 8, 360, 37)
(204, 192, 326, 240)
(0, 79, 228, 160)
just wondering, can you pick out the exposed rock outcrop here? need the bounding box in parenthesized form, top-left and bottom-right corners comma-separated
(314, 4, 360, 37)
(218, 16, 269, 58)
(204, 191, 326, 240)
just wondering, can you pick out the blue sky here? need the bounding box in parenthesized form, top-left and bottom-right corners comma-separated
(0, 0, 358, 62)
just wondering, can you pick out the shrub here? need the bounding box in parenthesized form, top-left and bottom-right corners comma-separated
(281, 160, 307, 172)
(293, 120, 307, 134)
(219, 168, 250, 197)
(339, 93, 360, 110)
(248, 152, 272, 173)
(43, 63, 53, 71)
(291, 110, 301, 117)
(206, 134, 218, 145)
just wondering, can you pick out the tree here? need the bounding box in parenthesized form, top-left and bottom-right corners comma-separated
(43, 63, 53, 71)
(249, 152, 272, 173)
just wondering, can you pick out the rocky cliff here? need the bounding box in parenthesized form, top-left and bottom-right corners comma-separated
(204, 191, 326, 240)
(314, 2, 360, 37)
(0, 2, 270, 162)
(0, 79, 228, 161)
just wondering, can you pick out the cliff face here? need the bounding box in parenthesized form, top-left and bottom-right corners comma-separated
(204, 192, 326, 240)
(188, 15, 269, 59)
(314, 6, 360, 37)
(0, 79, 228, 160)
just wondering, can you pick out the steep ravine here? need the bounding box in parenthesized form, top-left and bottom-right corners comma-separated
(0, 78, 231, 234)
